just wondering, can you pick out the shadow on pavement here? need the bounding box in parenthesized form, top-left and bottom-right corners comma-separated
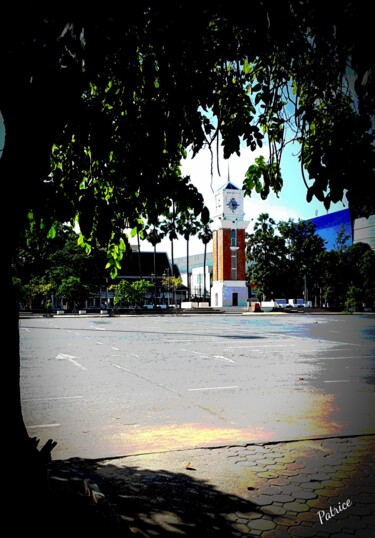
(47, 458, 261, 537)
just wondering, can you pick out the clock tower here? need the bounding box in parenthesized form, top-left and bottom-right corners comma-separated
(211, 181, 250, 307)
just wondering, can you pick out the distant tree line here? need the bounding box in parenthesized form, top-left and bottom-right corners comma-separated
(246, 213, 375, 309)
(13, 213, 213, 310)
(13, 223, 107, 311)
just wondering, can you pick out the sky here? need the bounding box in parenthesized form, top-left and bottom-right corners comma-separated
(146, 141, 347, 260)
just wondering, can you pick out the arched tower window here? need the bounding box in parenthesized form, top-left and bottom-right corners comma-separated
(231, 229, 237, 279)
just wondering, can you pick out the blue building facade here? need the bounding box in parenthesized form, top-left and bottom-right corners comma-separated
(307, 208, 353, 250)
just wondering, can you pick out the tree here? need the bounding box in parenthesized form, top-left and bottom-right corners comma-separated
(359, 249, 375, 307)
(111, 279, 152, 308)
(277, 219, 326, 301)
(55, 276, 90, 310)
(333, 224, 351, 253)
(344, 242, 374, 308)
(1, 3, 374, 524)
(15, 222, 107, 309)
(143, 219, 166, 305)
(319, 250, 341, 307)
(176, 209, 202, 300)
(346, 284, 363, 310)
(15, 222, 72, 285)
(312, 233, 374, 308)
(246, 214, 326, 301)
(198, 219, 213, 301)
(246, 213, 288, 300)
(23, 276, 53, 311)
(161, 275, 182, 306)
(161, 209, 178, 276)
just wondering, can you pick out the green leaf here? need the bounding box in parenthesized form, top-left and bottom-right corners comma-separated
(47, 225, 56, 239)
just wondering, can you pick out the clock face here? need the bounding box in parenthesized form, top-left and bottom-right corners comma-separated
(227, 197, 239, 212)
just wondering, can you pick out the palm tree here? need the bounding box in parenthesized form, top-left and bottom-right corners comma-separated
(144, 219, 165, 305)
(198, 218, 213, 301)
(160, 203, 179, 305)
(161, 204, 178, 274)
(176, 209, 201, 301)
(127, 216, 144, 280)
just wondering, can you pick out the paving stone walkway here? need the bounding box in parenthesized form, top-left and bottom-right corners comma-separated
(49, 434, 375, 536)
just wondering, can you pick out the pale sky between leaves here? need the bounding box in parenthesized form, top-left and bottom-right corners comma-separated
(149, 142, 346, 260)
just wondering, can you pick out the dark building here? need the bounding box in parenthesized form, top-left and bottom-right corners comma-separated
(87, 249, 186, 309)
(117, 250, 175, 282)
(115, 249, 186, 307)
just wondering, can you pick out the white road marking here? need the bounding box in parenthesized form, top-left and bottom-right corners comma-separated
(213, 355, 236, 363)
(131, 354, 139, 357)
(23, 396, 83, 401)
(318, 356, 370, 360)
(67, 358, 87, 370)
(97, 341, 104, 345)
(112, 364, 131, 372)
(332, 341, 361, 347)
(96, 327, 106, 331)
(21, 328, 30, 332)
(188, 385, 239, 391)
(27, 423, 60, 428)
(112, 347, 120, 351)
(227, 344, 296, 349)
(330, 348, 367, 352)
(183, 350, 235, 362)
(255, 344, 296, 347)
(324, 380, 350, 383)
(56, 353, 74, 359)
(56, 353, 87, 370)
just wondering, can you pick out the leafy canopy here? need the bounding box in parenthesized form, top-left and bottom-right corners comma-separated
(1, 1, 374, 276)
(246, 213, 326, 300)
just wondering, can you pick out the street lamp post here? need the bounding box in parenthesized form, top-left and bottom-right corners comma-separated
(167, 269, 170, 307)
(163, 269, 171, 307)
(150, 273, 156, 307)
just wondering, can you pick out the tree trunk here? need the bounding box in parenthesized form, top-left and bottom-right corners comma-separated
(5, 232, 58, 531)
(2, 115, 58, 534)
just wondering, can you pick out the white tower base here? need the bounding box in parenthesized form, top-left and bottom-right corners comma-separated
(211, 281, 248, 307)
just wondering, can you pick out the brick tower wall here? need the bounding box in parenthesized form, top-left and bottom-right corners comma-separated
(212, 228, 247, 281)
(221, 229, 232, 281)
(237, 229, 247, 280)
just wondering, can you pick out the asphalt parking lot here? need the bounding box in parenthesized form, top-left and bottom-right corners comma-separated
(20, 312, 375, 460)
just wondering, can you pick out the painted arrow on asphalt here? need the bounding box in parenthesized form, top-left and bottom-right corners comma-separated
(56, 353, 87, 370)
